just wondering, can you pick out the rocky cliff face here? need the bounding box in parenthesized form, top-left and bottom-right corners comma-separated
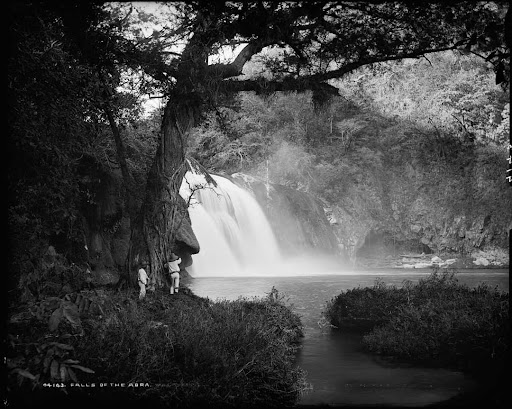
(227, 171, 510, 269)
(234, 163, 509, 269)
(329, 202, 510, 268)
(328, 161, 511, 268)
(230, 173, 343, 258)
(80, 167, 127, 285)
(81, 159, 509, 280)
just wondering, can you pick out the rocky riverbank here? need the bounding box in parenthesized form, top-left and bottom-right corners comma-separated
(355, 247, 509, 269)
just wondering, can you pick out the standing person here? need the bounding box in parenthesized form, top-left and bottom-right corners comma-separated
(166, 253, 181, 295)
(138, 262, 149, 300)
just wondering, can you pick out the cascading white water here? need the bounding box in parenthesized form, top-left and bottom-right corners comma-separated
(180, 170, 281, 277)
(180, 167, 344, 277)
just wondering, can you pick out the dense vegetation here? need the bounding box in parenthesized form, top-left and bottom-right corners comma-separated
(7, 1, 160, 304)
(323, 271, 510, 407)
(188, 52, 511, 256)
(190, 53, 510, 179)
(7, 287, 306, 408)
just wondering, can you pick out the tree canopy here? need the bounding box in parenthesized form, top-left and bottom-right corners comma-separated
(66, 1, 509, 108)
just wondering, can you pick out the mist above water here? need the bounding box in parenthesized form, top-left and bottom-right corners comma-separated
(180, 171, 344, 277)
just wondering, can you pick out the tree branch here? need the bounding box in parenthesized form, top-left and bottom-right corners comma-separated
(222, 44, 461, 93)
(207, 40, 270, 79)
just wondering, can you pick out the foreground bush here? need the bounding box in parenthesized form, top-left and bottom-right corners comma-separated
(7, 287, 307, 408)
(74, 287, 306, 408)
(324, 271, 510, 374)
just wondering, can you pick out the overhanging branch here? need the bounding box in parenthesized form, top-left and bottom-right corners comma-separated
(222, 76, 339, 96)
(222, 44, 461, 93)
(207, 40, 270, 79)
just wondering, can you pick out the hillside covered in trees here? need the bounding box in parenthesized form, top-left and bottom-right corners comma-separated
(188, 51, 511, 266)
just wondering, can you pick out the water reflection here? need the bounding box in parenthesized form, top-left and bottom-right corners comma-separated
(188, 270, 508, 407)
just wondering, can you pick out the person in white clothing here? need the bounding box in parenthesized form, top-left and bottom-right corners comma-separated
(138, 263, 149, 300)
(166, 253, 181, 294)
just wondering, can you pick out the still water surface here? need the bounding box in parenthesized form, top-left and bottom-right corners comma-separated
(188, 269, 509, 407)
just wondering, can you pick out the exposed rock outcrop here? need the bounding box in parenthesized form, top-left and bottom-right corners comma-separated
(325, 162, 511, 268)
(81, 166, 126, 284)
(173, 193, 200, 268)
(80, 162, 200, 280)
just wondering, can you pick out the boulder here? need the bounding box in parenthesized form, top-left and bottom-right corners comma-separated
(173, 191, 200, 266)
(414, 262, 433, 268)
(175, 215, 200, 254)
(471, 248, 508, 266)
(473, 257, 490, 266)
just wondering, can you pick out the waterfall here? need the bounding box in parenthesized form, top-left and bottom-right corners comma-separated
(180, 171, 281, 277)
(180, 167, 344, 277)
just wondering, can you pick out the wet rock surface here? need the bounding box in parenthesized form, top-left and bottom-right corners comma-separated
(354, 250, 508, 269)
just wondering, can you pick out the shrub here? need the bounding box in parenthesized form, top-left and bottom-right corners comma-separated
(323, 271, 510, 376)
(323, 278, 409, 330)
(6, 292, 97, 400)
(72, 287, 307, 408)
(362, 281, 509, 371)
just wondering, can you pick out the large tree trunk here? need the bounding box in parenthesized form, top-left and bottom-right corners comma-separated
(128, 90, 201, 287)
(126, 24, 226, 287)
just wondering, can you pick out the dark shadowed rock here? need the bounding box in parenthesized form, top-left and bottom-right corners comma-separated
(175, 210, 200, 254)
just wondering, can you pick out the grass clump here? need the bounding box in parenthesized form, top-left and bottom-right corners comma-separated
(72, 286, 307, 408)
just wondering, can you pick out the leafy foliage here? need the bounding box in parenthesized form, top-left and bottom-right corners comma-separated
(6, 289, 101, 393)
(71, 288, 306, 408)
(339, 52, 510, 145)
(323, 271, 510, 378)
(7, 2, 162, 301)
(8, 6, 95, 264)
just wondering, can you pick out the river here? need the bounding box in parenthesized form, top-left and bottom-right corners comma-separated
(188, 268, 509, 407)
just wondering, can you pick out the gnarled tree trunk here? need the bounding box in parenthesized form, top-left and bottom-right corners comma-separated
(125, 23, 260, 288)
(128, 89, 201, 288)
